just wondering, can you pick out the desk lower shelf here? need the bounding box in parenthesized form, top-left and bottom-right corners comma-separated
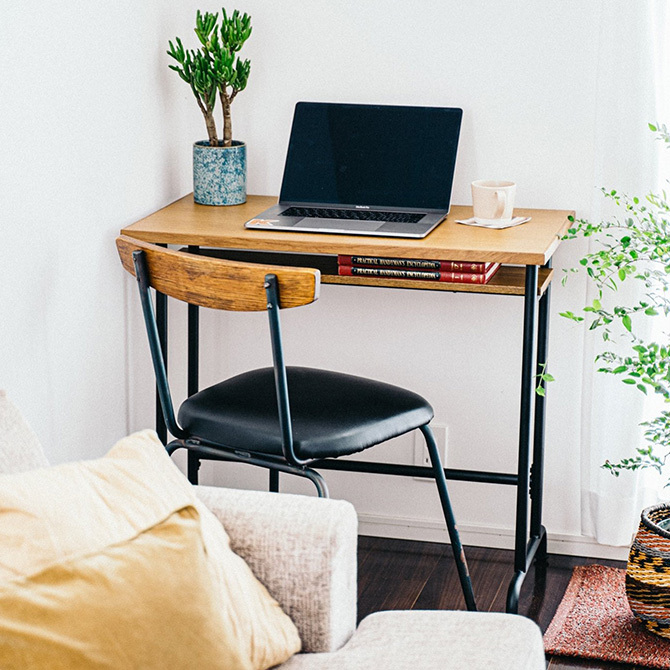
(190, 248, 553, 297)
(324, 265, 553, 296)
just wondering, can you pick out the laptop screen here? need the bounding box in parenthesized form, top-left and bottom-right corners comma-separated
(279, 102, 462, 211)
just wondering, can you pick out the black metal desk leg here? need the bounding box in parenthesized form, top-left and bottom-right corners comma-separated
(530, 266, 551, 566)
(507, 265, 538, 613)
(154, 245, 168, 445)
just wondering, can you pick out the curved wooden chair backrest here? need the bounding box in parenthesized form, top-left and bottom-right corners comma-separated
(116, 235, 320, 311)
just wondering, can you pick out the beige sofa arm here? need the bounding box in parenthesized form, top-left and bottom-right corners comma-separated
(196, 485, 357, 653)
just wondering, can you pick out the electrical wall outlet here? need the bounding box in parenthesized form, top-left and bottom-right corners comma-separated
(413, 424, 448, 480)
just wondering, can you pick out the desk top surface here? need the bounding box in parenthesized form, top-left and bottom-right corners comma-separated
(122, 194, 574, 265)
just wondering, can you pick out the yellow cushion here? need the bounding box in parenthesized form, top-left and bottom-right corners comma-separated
(0, 431, 301, 669)
(0, 506, 251, 670)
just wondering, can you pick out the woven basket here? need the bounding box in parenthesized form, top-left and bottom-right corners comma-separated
(626, 503, 670, 638)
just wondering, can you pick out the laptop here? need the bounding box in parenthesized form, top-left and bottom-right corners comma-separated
(245, 102, 463, 238)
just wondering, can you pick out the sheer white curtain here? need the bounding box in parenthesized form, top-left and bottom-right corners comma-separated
(580, 1, 670, 546)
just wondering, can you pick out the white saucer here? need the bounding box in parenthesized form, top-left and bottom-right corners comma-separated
(455, 216, 531, 230)
(475, 217, 513, 226)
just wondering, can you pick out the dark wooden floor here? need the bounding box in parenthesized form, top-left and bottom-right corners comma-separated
(357, 536, 630, 669)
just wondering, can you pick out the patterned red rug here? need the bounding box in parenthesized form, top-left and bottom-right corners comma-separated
(544, 564, 670, 668)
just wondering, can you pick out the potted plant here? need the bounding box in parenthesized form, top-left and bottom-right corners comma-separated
(168, 8, 252, 206)
(562, 123, 670, 636)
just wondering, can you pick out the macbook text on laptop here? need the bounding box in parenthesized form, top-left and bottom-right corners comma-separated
(245, 102, 463, 239)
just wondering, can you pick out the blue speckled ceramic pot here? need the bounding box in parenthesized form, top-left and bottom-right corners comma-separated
(193, 140, 246, 206)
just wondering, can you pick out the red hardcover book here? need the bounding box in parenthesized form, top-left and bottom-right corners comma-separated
(337, 264, 501, 284)
(338, 255, 495, 273)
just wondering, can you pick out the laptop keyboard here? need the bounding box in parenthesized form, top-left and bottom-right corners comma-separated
(281, 206, 424, 223)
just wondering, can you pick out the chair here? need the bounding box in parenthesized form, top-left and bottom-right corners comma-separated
(116, 235, 476, 610)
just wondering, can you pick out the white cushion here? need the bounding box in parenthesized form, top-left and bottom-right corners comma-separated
(281, 610, 546, 669)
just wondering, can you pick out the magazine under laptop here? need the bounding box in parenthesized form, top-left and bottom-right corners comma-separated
(245, 102, 463, 239)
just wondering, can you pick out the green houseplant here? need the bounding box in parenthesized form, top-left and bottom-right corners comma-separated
(563, 123, 670, 637)
(168, 9, 252, 205)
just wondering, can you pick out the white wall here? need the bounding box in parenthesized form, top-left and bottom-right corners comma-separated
(1, 1, 649, 558)
(0, 1, 206, 461)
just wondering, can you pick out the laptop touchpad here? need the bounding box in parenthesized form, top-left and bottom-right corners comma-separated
(296, 218, 384, 232)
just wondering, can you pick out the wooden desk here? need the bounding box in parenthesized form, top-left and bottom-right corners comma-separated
(122, 194, 573, 614)
(124, 195, 568, 295)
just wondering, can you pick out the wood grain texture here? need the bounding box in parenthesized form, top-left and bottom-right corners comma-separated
(323, 266, 554, 296)
(357, 537, 443, 620)
(121, 194, 574, 266)
(116, 235, 320, 311)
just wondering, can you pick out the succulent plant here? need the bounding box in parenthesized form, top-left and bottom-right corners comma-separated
(168, 8, 252, 147)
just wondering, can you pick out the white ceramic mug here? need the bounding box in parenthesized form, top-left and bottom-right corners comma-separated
(471, 180, 516, 224)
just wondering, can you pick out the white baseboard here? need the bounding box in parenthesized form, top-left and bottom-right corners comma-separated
(358, 512, 629, 561)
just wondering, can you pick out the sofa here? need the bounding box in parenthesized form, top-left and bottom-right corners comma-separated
(0, 391, 546, 669)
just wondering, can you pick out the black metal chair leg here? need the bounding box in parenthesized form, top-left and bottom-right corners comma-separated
(166, 440, 329, 498)
(187, 451, 201, 485)
(269, 468, 279, 492)
(421, 424, 477, 611)
(304, 467, 329, 498)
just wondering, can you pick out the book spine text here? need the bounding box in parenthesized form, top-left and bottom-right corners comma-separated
(338, 265, 498, 283)
(338, 255, 491, 273)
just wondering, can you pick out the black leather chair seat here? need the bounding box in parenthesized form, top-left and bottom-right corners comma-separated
(178, 366, 434, 461)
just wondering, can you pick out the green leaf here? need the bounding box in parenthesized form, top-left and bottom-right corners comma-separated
(559, 311, 584, 322)
(622, 314, 632, 331)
